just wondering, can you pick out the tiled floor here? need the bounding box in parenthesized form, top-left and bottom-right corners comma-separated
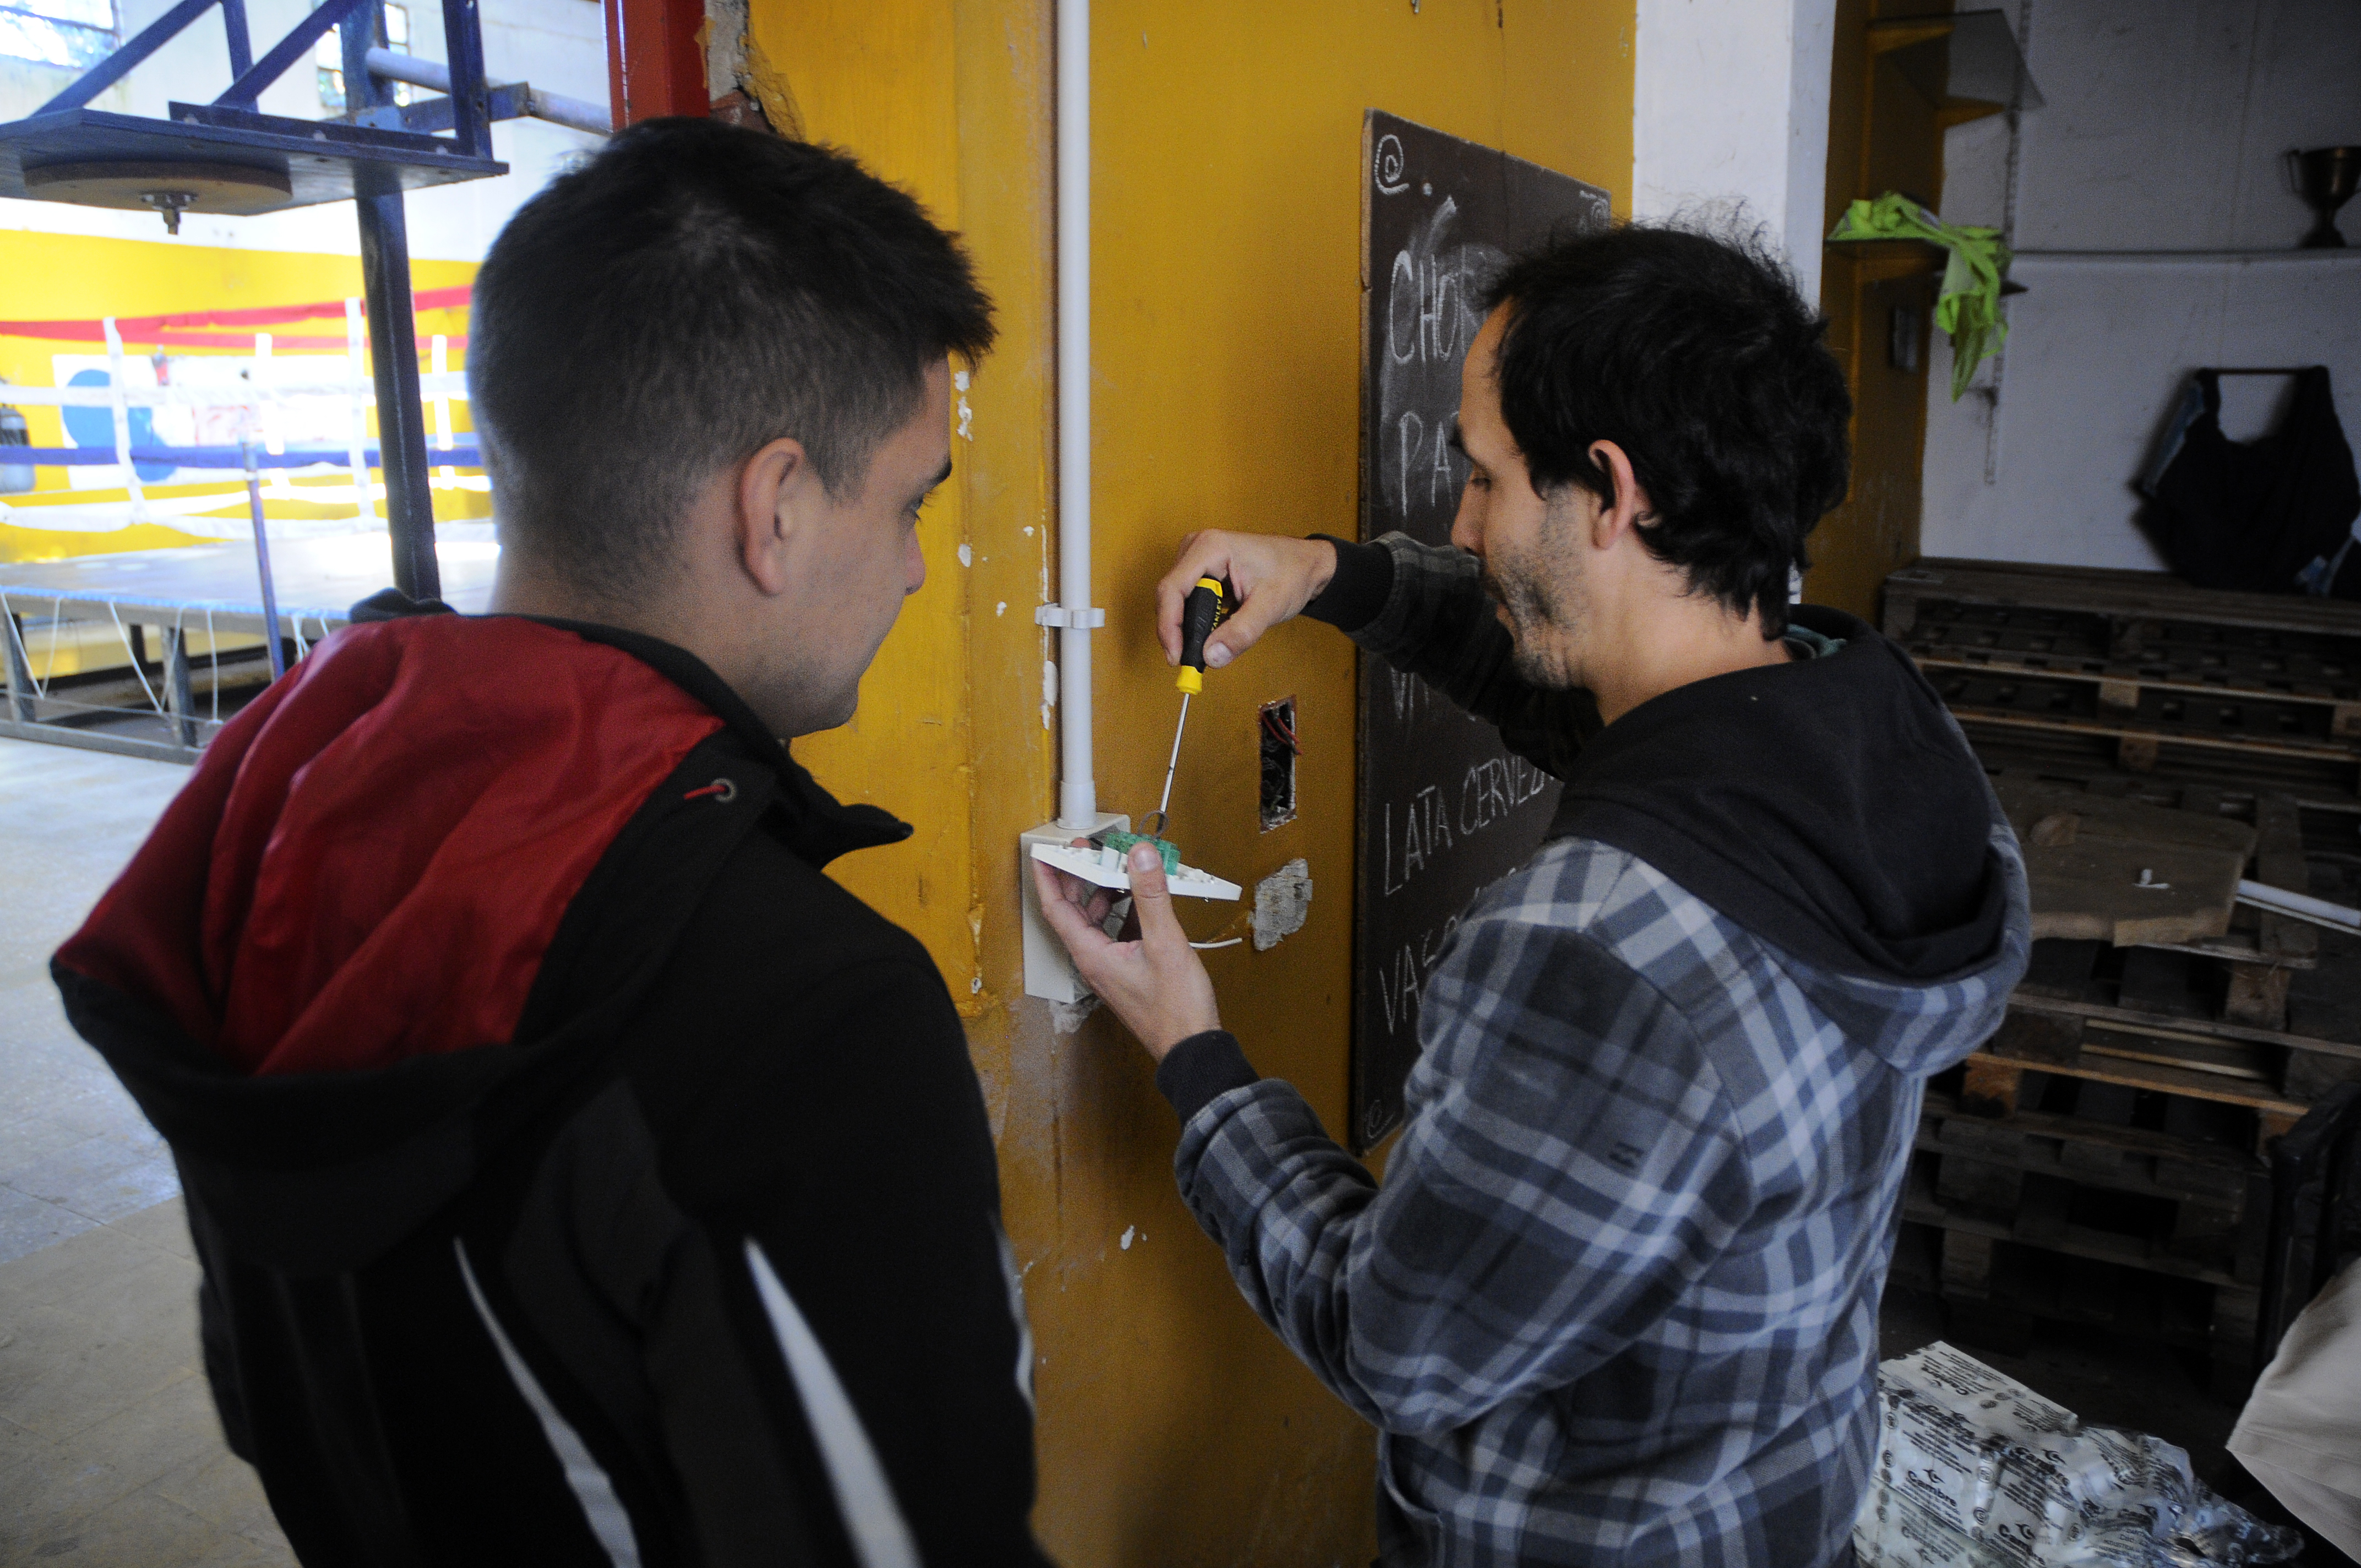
(0, 738, 296, 1566)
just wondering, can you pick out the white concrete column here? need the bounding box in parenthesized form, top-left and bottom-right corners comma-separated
(1633, 0, 1838, 304)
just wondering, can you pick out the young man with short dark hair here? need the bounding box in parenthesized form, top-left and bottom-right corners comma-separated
(1037, 225, 2032, 1567)
(57, 119, 1049, 1566)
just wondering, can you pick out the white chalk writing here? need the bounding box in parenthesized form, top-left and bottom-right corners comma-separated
(1376, 913, 1462, 1036)
(1379, 752, 1552, 898)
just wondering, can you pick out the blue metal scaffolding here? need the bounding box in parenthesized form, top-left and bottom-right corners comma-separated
(0, 0, 519, 603)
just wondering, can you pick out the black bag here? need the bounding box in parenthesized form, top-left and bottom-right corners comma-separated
(2137, 367, 2361, 594)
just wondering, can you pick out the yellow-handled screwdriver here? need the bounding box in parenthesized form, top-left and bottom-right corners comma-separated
(1147, 576, 1227, 837)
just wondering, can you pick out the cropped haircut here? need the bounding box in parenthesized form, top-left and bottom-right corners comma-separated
(1481, 222, 1850, 636)
(469, 118, 995, 599)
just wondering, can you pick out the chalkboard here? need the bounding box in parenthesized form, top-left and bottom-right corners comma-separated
(1350, 111, 1611, 1152)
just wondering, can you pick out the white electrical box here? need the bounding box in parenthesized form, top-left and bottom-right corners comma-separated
(1020, 814, 1125, 1002)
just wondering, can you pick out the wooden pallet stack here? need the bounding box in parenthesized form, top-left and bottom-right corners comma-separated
(1882, 559, 2361, 1397)
(1885, 558, 2361, 802)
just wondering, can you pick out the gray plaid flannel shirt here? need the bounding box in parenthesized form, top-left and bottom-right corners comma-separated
(1172, 537, 2031, 1567)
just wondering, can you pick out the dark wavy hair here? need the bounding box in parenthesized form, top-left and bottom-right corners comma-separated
(471, 118, 995, 601)
(1481, 223, 1850, 636)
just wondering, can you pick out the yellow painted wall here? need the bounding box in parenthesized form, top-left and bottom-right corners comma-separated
(752, 3, 1633, 1561)
(0, 228, 483, 564)
(1808, 0, 1955, 620)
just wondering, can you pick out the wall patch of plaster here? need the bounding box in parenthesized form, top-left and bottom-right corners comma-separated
(1252, 858, 1313, 951)
(701, 0, 805, 135)
(1119, 1226, 1136, 1251)
(1050, 995, 1098, 1034)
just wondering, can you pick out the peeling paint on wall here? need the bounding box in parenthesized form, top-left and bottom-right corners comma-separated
(1252, 857, 1313, 951)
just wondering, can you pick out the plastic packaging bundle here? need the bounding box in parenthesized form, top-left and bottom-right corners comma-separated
(1854, 1343, 2303, 1567)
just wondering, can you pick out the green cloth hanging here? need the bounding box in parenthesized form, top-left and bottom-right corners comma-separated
(1828, 193, 2014, 401)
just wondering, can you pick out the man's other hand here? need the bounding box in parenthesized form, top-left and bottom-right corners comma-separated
(1031, 844, 1220, 1061)
(1156, 532, 1337, 672)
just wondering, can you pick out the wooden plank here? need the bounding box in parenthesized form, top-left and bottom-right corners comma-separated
(1991, 776, 2260, 856)
(2253, 793, 2312, 892)
(2141, 935, 2316, 970)
(1972, 731, 2361, 812)
(2021, 839, 2245, 946)
(2168, 1198, 2241, 1268)
(1934, 1152, 2023, 1215)
(1990, 1009, 2085, 1066)
(1903, 1189, 2246, 1288)
(2153, 1158, 2253, 1204)
(2286, 1050, 2361, 1100)
(1963, 1048, 2310, 1119)
(1957, 706, 2361, 763)
(2018, 937, 2107, 1000)
(2006, 992, 2361, 1064)
(1960, 1056, 2026, 1117)
(1930, 1109, 2026, 1159)
(2081, 1030, 2271, 1083)
(2116, 947, 2207, 1019)
(1921, 1090, 2261, 1178)
(2223, 963, 2292, 1030)
(1896, 559, 2361, 642)
(2014, 1173, 2072, 1247)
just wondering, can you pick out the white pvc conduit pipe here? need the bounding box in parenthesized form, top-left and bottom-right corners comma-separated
(1051, 0, 1101, 829)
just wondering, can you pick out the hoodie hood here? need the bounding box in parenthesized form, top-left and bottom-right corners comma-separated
(1547, 605, 2029, 1072)
(52, 608, 908, 1272)
(61, 613, 726, 1076)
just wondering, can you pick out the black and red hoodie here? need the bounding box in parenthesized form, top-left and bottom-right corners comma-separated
(52, 598, 1049, 1568)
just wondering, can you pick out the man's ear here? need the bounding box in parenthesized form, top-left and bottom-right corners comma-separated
(1586, 440, 1652, 551)
(735, 437, 814, 597)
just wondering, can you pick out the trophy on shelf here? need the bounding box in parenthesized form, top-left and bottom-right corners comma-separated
(2288, 146, 2360, 248)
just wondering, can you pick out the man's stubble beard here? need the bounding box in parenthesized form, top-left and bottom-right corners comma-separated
(1487, 500, 1586, 691)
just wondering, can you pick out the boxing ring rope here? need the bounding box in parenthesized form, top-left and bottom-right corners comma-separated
(0, 287, 492, 757)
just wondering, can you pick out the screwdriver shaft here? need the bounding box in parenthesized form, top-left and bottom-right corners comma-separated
(1156, 692, 1191, 823)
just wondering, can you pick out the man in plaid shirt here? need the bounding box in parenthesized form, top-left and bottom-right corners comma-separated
(1034, 226, 2030, 1566)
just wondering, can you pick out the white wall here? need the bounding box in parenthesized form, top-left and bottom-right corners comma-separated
(1633, 0, 1837, 304)
(1921, 0, 2361, 570)
(0, 0, 606, 262)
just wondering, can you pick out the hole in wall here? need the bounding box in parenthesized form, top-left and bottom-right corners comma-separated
(1259, 697, 1298, 831)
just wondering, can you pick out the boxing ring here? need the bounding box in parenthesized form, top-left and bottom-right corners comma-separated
(2, 291, 493, 762)
(1, 527, 498, 762)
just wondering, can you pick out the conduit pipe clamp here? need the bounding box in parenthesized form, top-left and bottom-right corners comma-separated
(1035, 605, 1105, 629)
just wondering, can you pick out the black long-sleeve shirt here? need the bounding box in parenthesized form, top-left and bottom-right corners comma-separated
(56, 609, 1048, 1567)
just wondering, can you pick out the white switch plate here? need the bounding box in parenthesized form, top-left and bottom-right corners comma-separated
(1020, 814, 1126, 1002)
(1029, 842, 1241, 901)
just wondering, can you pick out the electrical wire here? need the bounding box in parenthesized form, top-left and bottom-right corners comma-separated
(1261, 704, 1301, 754)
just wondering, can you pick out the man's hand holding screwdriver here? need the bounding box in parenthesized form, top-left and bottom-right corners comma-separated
(1153, 532, 1339, 676)
(1033, 530, 1339, 1062)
